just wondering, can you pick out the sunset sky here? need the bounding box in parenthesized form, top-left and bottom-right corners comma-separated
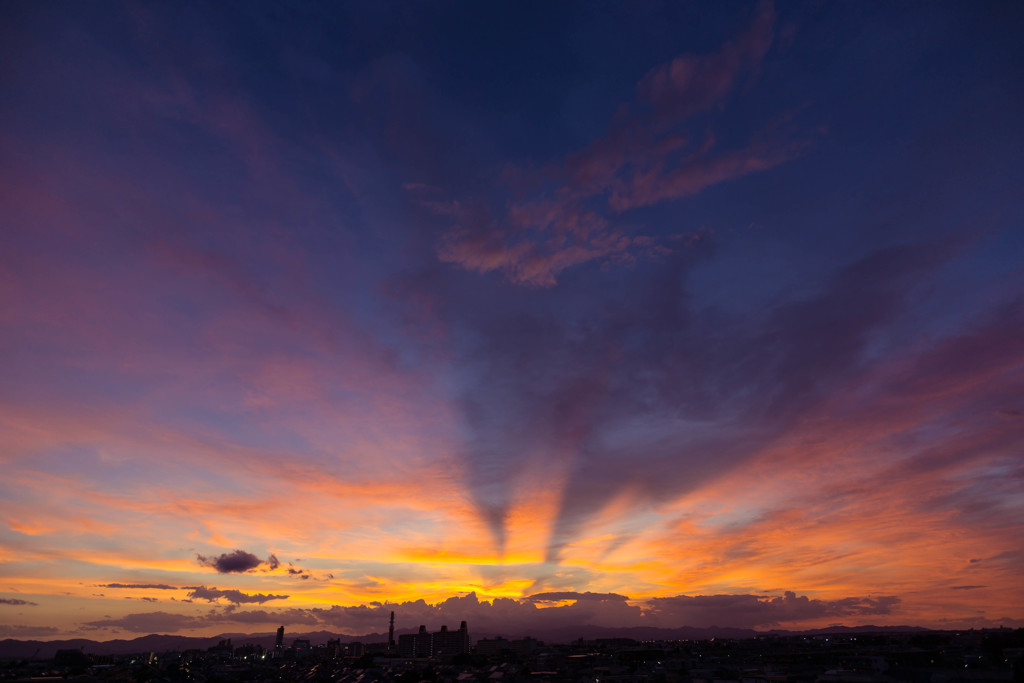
(2, 1, 1023, 640)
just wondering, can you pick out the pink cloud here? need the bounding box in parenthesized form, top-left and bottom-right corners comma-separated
(609, 141, 802, 211)
(636, 0, 776, 124)
(433, 1, 797, 287)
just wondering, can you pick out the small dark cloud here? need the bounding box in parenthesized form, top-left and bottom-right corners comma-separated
(970, 558, 982, 563)
(99, 583, 177, 590)
(951, 585, 986, 590)
(185, 586, 289, 605)
(285, 564, 317, 580)
(995, 409, 1023, 420)
(0, 598, 38, 606)
(267, 554, 280, 570)
(196, 549, 264, 573)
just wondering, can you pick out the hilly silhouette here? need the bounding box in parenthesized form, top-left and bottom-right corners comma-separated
(0, 624, 929, 659)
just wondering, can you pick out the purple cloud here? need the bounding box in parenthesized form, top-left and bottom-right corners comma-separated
(82, 611, 207, 633)
(185, 586, 289, 605)
(526, 592, 629, 603)
(79, 590, 902, 636)
(645, 592, 900, 629)
(441, 239, 956, 561)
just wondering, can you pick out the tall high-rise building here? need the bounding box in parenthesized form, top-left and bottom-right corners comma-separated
(275, 625, 284, 649)
(388, 611, 395, 651)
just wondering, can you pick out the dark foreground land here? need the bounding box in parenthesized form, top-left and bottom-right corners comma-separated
(3, 629, 1022, 683)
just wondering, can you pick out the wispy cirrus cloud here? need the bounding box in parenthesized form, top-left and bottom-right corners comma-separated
(433, 1, 796, 288)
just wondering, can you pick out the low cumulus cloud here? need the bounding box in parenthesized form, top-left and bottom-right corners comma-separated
(0, 598, 38, 606)
(99, 583, 177, 590)
(645, 592, 900, 629)
(185, 586, 289, 604)
(79, 590, 901, 636)
(83, 611, 206, 633)
(526, 591, 629, 603)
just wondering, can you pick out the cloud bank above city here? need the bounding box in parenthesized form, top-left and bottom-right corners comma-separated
(77, 590, 904, 636)
(1, 1, 1022, 639)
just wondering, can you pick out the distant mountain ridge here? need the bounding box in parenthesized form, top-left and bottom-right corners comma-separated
(0, 624, 931, 660)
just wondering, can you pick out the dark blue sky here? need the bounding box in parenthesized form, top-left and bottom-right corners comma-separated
(1, 0, 1022, 638)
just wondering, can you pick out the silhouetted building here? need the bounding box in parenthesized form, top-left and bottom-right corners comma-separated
(433, 621, 470, 655)
(399, 625, 433, 657)
(389, 611, 395, 651)
(208, 639, 233, 659)
(399, 621, 471, 657)
(276, 625, 285, 649)
(476, 635, 542, 660)
(234, 643, 263, 660)
(510, 636, 542, 657)
(54, 649, 90, 667)
(476, 637, 510, 658)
